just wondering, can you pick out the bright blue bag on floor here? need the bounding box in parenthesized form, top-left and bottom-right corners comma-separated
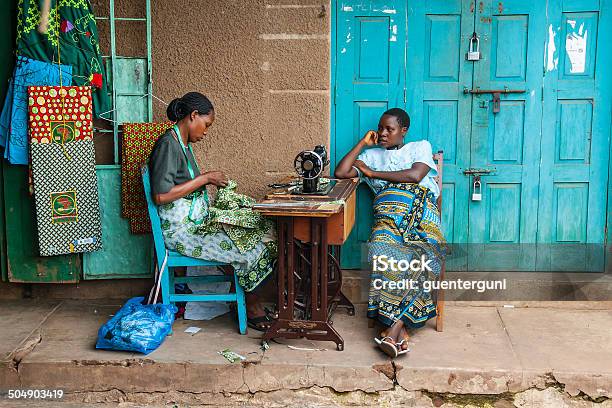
(96, 297, 178, 355)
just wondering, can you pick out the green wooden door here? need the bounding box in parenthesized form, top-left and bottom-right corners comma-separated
(333, 0, 611, 272)
(3, 164, 80, 282)
(537, 0, 611, 271)
(466, 0, 546, 270)
(82, 166, 153, 279)
(406, 0, 475, 270)
(334, 0, 407, 268)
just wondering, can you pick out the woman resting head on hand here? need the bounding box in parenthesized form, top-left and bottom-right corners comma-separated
(335, 108, 445, 358)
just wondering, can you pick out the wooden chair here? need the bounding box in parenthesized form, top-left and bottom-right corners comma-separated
(141, 165, 248, 334)
(433, 150, 445, 332)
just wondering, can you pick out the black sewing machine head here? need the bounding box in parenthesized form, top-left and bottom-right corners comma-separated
(293, 145, 335, 195)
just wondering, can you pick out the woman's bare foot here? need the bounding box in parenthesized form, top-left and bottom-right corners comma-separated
(378, 321, 409, 352)
(396, 326, 410, 352)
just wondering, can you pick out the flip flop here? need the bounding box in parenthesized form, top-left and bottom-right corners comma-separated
(395, 339, 411, 355)
(247, 315, 273, 332)
(375, 336, 398, 358)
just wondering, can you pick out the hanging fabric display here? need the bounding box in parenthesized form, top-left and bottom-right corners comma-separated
(15, 0, 111, 117)
(28, 85, 93, 143)
(0, 56, 72, 165)
(28, 85, 102, 256)
(121, 123, 171, 234)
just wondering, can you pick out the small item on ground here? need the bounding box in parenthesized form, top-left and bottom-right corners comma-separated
(96, 297, 177, 355)
(287, 345, 327, 352)
(184, 326, 201, 335)
(218, 349, 246, 363)
(260, 341, 270, 352)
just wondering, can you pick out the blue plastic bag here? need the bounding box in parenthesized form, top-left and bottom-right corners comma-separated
(96, 297, 178, 355)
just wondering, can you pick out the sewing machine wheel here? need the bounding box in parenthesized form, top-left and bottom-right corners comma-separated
(294, 150, 324, 180)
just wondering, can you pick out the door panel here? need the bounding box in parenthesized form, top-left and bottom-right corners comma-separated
(333, 0, 611, 272)
(537, 0, 611, 271)
(408, 0, 475, 270)
(83, 166, 153, 279)
(334, 1, 407, 268)
(3, 163, 80, 282)
(467, 0, 546, 270)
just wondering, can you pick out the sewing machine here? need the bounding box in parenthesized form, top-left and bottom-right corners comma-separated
(292, 145, 335, 195)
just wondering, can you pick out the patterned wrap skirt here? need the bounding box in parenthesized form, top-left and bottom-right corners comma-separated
(367, 183, 446, 328)
(158, 191, 277, 292)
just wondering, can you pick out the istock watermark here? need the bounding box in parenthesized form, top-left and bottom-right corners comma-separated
(371, 254, 507, 293)
(371, 277, 507, 293)
(372, 255, 433, 272)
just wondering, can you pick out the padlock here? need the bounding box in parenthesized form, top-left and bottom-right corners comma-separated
(466, 32, 481, 61)
(472, 176, 482, 201)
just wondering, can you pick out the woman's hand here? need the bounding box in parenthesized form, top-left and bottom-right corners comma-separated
(362, 130, 378, 147)
(201, 171, 228, 187)
(354, 160, 373, 178)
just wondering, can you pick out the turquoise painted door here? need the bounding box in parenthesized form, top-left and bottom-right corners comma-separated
(537, 0, 611, 271)
(333, 0, 611, 272)
(334, 0, 407, 268)
(406, 0, 475, 271)
(466, 0, 547, 270)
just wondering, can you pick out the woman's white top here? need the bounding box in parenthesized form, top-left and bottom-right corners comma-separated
(352, 140, 439, 198)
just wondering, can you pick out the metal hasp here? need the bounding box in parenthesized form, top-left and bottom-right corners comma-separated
(466, 31, 481, 61)
(463, 167, 497, 175)
(463, 87, 526, 113)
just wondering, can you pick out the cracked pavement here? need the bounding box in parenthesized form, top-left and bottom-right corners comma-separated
(0, 300, 610, 405)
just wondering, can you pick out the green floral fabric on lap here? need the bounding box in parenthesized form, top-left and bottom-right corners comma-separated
(157, 180, 277, 293)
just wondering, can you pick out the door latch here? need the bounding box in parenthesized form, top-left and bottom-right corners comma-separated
(466, 32, 481, 61)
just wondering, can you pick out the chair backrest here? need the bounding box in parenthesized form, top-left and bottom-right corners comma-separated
(141, 165, 171, 265)
(432, 150, 443, 212)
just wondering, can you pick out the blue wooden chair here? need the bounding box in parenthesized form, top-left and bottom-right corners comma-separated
(141, 165, 247, 334)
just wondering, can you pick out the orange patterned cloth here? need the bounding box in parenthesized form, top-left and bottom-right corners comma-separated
(27, 86, 93, 144)
(121, 122, 171, 234)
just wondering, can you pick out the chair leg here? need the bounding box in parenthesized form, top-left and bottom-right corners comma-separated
(436, 261, 446, 332)
(234, 273, 248, 335)
(161, 264, 171, 305)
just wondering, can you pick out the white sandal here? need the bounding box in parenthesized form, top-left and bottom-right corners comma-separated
(375, 336, 398, 358)
(395, 339, 410, 355)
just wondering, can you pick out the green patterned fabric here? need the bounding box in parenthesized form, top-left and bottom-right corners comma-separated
(206, 180, 275, 253)
(157, 182, 277, 292)
(16, 0, 110, 117)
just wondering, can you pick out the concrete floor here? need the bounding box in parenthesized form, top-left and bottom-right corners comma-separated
(0, 300, 611, 407)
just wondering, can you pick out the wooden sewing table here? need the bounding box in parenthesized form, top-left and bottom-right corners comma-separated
(253, 179, 358, 351)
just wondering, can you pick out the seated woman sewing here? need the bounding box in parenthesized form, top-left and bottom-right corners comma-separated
(334, 108, 445, 358)
(148, 92, 277, 331)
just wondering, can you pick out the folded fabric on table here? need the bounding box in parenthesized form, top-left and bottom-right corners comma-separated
(0, 56, 72, 164)
(121, 122, 171, 234)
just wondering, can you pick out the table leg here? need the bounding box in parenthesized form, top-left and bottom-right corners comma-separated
(263, 217, 345, 351)
(263, 216, 294, 342)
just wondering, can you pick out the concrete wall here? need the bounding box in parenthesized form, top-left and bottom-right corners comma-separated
(151, 0, 332, 198)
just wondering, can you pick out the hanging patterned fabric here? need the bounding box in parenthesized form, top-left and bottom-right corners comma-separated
(121, 122, 171, 234)
(16, 0, 110, 117)
(28, 85, 93, 143)
(0, 56, 72, 164)
(28, 85, 102, 256)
